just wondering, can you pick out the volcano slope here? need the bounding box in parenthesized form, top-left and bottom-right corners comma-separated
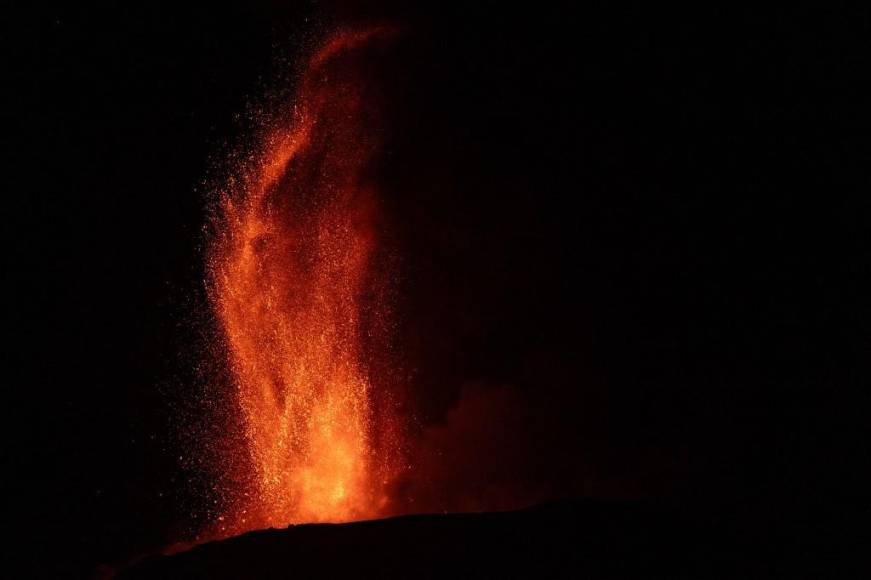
(116, 499, 840, 579)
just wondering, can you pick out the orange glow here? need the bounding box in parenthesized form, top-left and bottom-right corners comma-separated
(206, 27, 400, 534)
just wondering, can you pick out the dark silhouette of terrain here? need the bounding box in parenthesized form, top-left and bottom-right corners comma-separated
(116, 499, 843, 579)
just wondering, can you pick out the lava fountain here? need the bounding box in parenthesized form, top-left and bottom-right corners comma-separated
(206, 27, 402, 535)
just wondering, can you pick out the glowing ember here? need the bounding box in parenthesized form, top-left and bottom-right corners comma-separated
(206, 27, 400, 534)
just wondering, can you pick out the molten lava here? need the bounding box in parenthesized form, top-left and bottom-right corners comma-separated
(206, 28, 401, 534)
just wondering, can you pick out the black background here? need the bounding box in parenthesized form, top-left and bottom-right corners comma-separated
(4, 3, 869, 577)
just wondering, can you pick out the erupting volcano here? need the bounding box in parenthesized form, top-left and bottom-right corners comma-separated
(205, 27, 402, 535)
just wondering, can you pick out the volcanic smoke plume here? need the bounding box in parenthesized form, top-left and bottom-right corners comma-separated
(206, 28, 402, 536)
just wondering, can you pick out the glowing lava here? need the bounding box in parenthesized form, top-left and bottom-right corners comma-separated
(206, 27, 400, 534)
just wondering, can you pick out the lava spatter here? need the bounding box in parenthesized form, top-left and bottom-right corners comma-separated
(206, 27, 401, 535)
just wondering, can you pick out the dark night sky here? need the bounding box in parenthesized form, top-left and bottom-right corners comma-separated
(4, 3, 869, 577)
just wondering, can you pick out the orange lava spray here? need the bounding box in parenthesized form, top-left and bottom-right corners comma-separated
(206, 27, 401, 535)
